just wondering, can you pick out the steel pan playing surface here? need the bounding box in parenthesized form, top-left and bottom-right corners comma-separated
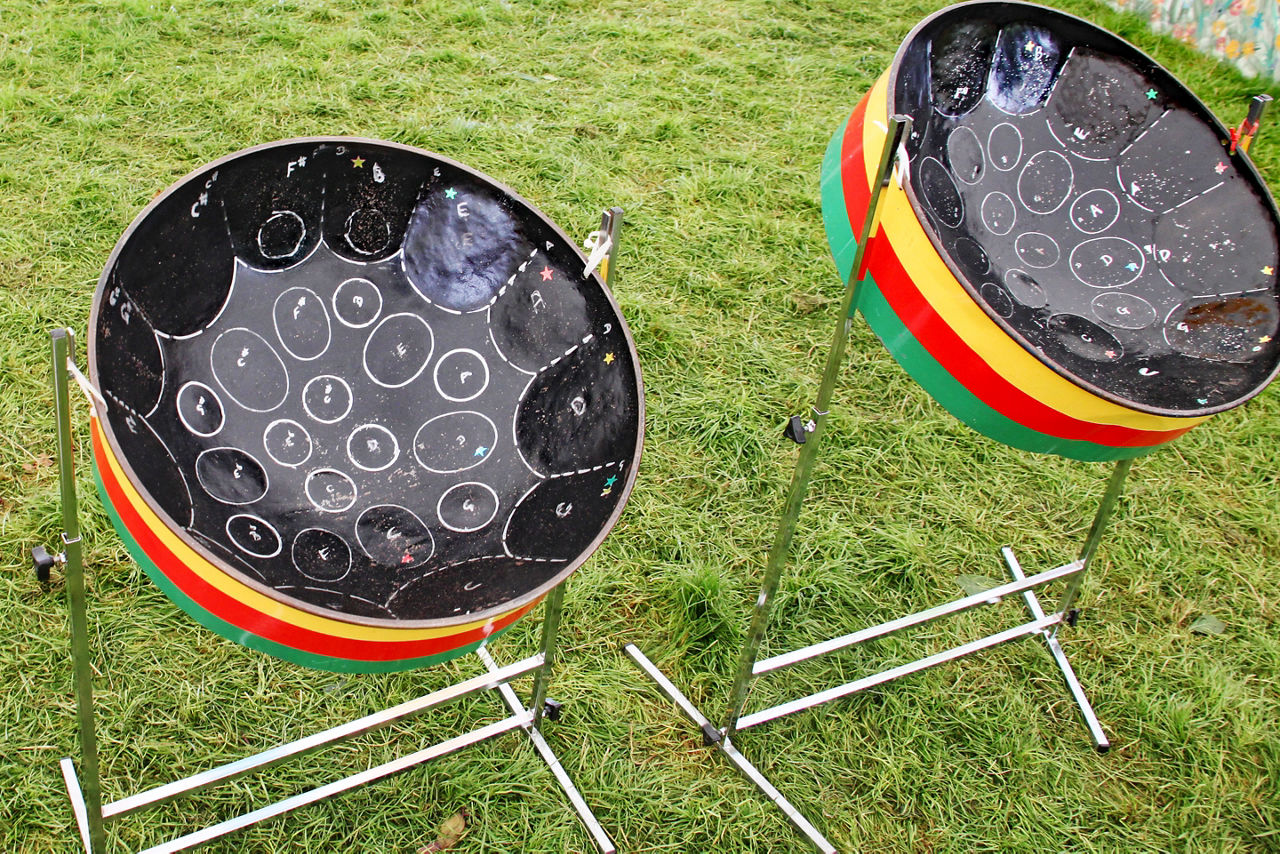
(89, 138, 642, 668)
(823, 1, 1280, 459)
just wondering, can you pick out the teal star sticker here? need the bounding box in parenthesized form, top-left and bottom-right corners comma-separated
(1145, 88, 1158, 100)
(445, 187, 458, 199)
(474, 446, 488, 457)
(604, 474, 618, 488)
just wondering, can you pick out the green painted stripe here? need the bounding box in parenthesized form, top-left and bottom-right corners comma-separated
(92, 465, 501, 674)
(820, 120, 861, 285)
(819, 123, 1154, 462)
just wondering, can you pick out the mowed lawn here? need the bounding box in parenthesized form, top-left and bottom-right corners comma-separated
(1, 0, 1277, 851)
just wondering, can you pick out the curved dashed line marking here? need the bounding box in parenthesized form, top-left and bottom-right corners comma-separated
(382, 553, 554, 610)
(101, 389, 195, 528)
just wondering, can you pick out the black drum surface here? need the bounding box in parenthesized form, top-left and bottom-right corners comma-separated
(892, 3, 1280, 414)
(90, 138, 642, 626)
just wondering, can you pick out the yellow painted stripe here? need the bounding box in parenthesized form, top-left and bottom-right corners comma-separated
(95, 418, 519, 640)
(860, 73, 1208, 431)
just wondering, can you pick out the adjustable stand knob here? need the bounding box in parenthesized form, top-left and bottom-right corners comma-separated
(783, 415, 816, 444)
(32, 545, 61, 584)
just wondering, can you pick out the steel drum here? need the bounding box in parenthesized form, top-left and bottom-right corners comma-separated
(822, 1, 1280, 460)
(89, 138, 643, 672)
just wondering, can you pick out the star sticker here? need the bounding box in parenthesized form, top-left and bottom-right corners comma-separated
(1261, 335, 1273, 343)
(445, 187, 457, 199)
(1145, 88, 1158, 100)
(600, 487, 612, 497)
(539, 266, 553, 281)
(352, 156, 366, 168)
(1125, 262, 1139, 272)
(474, 446, 488, 457)
(605, 475, 618, 488)
(603, 352, 615, 364)
(1264, 266, 1275, 275)
(1215, 161, 1229, 174)
(1105, 350, 1117, 359)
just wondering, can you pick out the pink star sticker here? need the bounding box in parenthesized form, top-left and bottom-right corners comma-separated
(540, 266, 553, 281)
(1215, 161, 1228, 174)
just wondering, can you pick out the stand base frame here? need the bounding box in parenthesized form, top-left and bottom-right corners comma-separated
(61, 648, 615, 854)
(624, 547, 1109, 853)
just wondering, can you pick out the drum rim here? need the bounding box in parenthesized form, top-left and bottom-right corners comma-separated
(88, 135, 645, 631)
(883, 0, 1280, 418)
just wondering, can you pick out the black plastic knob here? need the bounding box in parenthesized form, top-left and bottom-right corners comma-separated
(783, 415, 808, 444)
(32, 546, 57, 583)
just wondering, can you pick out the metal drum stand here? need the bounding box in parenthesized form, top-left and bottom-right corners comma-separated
(626, 2, 1280, 845)
(624, 124, 1118, 852)
(40, 210, 625, 854)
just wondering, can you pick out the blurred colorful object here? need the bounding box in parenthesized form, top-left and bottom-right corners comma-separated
(1109, 0, 1280, 79)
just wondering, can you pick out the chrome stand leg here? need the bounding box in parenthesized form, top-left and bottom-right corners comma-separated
(479, 621, 616, 854)
(1003, 548, 1110, 752)
(722, 114, 913, 742)
(1052, 457, 1134, 632)
(51, 329, 106, 853)
(624, 645, 836, 854)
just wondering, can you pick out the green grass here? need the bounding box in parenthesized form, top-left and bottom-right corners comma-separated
(3, 0, 1279, 851)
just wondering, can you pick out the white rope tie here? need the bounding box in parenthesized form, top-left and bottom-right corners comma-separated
(582, 231, 613, 279)
(66, 358, 107, 412)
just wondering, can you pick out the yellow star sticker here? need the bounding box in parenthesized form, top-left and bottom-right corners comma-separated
(1263, 265, 1275, 275)
(352, 156, 366, 168)
(1261, 335, 1273, 343)
(603, 352, 615, 364)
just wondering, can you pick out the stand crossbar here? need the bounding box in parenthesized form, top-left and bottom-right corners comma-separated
(624, 118, 1128, 851)
(752, 559, 1082, 676)
(133, 714, 531, 854)
(735, 569, 1070, 732)
(96, 655, 544, 823)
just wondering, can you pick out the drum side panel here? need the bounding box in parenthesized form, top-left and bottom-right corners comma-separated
(97, 477, 509, 672)
(92, 418, 537, 652)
